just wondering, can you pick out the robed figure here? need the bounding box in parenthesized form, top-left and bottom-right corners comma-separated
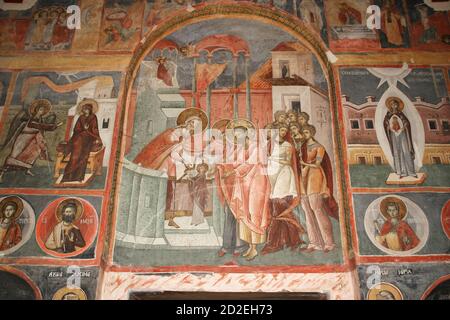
(0, 197, 23, 252)
(133, 108, 209, 228)
(0, 99, 62, 182)
(262, 123, 305, 255)
(45, 199, 86, 254)
(215, 119, 271, 261)
(383, 97, 417, 178)
(61, 100, 103, 183)
(299, 125, 339, 252)
(375, 197, 420, 252)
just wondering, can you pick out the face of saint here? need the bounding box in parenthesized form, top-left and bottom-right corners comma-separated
(50, 10, 58, 20)
(376, 291, 395, 300)
(234, 128, 247, 144)
(386, 204, 399, 219)
(290, 125, 300, 136)
(186, 118, 202, 134)
(277, 114, 287, 124)
(288, 113, 297, 124)
(279, 127, 288, 140)
(391, 101, 399, 113)
(303, 128, 312, 141)
(298, 116, 307, 126)
(198, 166, 208, 175)
(3, 205, 16, 219)
(62, 207, 76, 224)
(62, 293, 80, 300)
(82, 106, 92, 116)
(36, 106, 45, 117)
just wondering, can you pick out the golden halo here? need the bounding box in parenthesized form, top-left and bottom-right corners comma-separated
(386, 97, 405, 113)
(211, 119, 231, 133)
(225, 118, 256, 144)
(76, 99, 99, 115)
(176, 108, 208, 131)
(52, 287, 87, 300)
(367, 282, 404, 300)
(55, 198, 84, 222)
(0, 196, 24, 221)
(380, 197, 407, 221)
(29, 99, 52, 116)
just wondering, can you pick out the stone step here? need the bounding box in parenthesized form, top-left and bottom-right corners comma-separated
(164, 228, 221, 248)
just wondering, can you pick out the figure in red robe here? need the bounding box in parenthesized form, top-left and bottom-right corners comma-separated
(262, 123, 305, 255)
(215, 119, 271, 261)
(61, 101, 102, 183)
(0, 197, 23, 252)
(375, 200, 420, 252)
(133, 108, 209, 228)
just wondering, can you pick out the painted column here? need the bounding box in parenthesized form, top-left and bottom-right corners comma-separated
(245, 55, 252, 120)
(206, 55, 212, 122)
(192, 56, 197, 108)
(232, 55, 239, 119)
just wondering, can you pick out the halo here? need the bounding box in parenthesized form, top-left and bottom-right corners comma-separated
(55, 198, 84, 222)
(52, 287, 87, 300)
(76, 99, 99, 115)
(29, 99, 52, 116)
(386, 97, 405, 113)
(380, 196, 407, 221)
(176, 108, 208, 131)
(367, 282, 403, 300)
(211, 119, 231, 133)
(225, 118, 256, 144)
(0, 196, 24, 221)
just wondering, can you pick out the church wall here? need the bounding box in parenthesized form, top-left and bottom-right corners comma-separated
(0, 0, 448, 300)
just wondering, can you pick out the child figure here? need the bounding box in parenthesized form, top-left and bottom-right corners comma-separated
(189, 163, 209, 226)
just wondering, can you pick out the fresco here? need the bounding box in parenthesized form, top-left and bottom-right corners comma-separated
(0, 0, 77, 51)
(0, 71, 122, 189)
(113, 18, 344, 267)
(0, 0, 448, 301)
(0, 196, 36, 256)
(353, 192, 450, 256)
(358, 263, 450, 300)
(0, 194, 102, 259)
(0, 265, 99, 300)
(325, 0, 410, 51)
(99, 0, 144, 51)
(407, 0, 450, 50)
(339, 66, 450, 188)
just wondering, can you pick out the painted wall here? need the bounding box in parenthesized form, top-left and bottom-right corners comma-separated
(0, 0, 448, 300)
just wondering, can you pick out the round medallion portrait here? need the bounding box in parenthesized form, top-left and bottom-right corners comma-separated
(441, 200, 450, 240)
(364, 195, 429, 256)
(367, 282, 403, 300)
(0, 196, 35, 256)
(35, 197, 98, 258)
(53, 286, 87, 300)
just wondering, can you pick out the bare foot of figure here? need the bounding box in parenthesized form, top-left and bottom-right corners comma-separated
(168, 219, 180, 228)
(246, 249, 258, 261)
(242, 247, 252, 257)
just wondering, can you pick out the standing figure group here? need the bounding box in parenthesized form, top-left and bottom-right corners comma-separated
(134, 107, 340, 262)
(263, 110, 339, 255)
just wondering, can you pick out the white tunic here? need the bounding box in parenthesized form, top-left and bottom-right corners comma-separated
(267, 140, 298, 199)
